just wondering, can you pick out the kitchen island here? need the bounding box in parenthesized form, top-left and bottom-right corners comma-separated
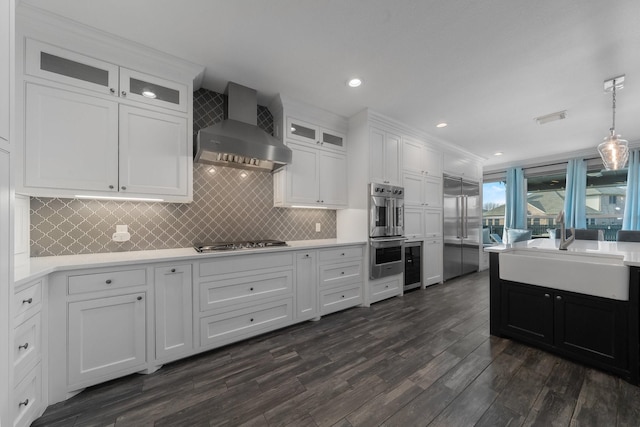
(486, 239, 640, 384)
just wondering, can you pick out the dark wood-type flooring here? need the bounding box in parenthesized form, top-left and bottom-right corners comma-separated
(33, 271, 640, 427)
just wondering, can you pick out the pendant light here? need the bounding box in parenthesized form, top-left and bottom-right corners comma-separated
(598, 75, 628, 170)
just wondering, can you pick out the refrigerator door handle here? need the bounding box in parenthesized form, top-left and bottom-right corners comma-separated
(456, 195, 461, 238)
(463, 195, 469, 238)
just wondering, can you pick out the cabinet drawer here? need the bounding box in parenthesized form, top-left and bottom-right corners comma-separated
(320, 284, 362, 316)
(14, 313, 41, 385)
(14, 281, 42, 324)
(200, 298, 293, 348)
(319, 261, 362, 289)
(68, 268, 147, 295)
(13, 362, 42, 427)
(371, 278, 402, 301)
(319, 246, 363, 263)
(200, 270, 293, 312)
(199, 252, 294, 277)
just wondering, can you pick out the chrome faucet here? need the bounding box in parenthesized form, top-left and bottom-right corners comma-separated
(556, 210, 575, 250)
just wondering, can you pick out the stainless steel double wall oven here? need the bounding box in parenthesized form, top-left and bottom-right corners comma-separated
(369, 183, 406, 279)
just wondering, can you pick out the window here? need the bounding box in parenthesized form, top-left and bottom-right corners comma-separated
(586, 168, 627, 241)
(526, 172, 566, 237)
(483, 181, 506, 236)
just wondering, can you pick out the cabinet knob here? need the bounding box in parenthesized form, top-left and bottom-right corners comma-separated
(22, 298, 33, 304)
(385, 285, 389, 288)
(121, 90, 127, 96)
(320, 200, 324, 203)
(18, 343, 29, 351)
(341, 295, 345, 298)
(341, 272, 345, 275)
(18, 399, 29, 408)
(110, 88, 115, 94)
(121, 186, 127, 190)
(250, 287, 254, 291)
(171, 268, 176, 273)
(316, 200, 320, 203)
(137, 296, 142, 301)
(109, 185, 114, 189)
(250, 318, 254, 322)
(341, 253, 345, 256)
(105, 279, 112, 284)
(544, 293, 550, 298)
(556, 295, 562, 300)
(305, 254, 310, 258)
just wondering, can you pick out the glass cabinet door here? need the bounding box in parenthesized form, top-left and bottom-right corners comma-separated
(25, 39, 119, 96)
(286, 117, 318, 144)
(320, 128, 345, 151)
(119, 68, 188, 112)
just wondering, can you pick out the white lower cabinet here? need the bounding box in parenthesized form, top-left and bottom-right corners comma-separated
(318, 246, 364, 315)
(295, 251, 318, 321)
(369, 276, 402, 304)
(67, 292, 146, 388)
(424, 239, 443, 286)
(13, 363, 42, 427)
(154, 264, 193, 362)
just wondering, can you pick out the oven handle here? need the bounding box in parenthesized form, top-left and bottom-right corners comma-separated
(370, 237, 408, 243)
(385, 197, 393, 236)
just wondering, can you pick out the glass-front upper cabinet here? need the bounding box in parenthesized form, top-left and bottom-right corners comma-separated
(286, 117, 345, 152)
(119, 68, 188, 112)
(25, 38, 119, 96)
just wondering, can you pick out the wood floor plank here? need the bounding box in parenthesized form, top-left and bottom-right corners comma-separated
(428, 381, 499, 427)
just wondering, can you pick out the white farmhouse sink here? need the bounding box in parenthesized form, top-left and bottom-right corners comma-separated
(499, 250, 628, 300)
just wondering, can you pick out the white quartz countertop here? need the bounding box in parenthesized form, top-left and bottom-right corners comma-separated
(484, 238, 640, 266)
(14, 239, 366, 286)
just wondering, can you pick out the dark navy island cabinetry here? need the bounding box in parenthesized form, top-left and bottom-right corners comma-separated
(490, 252, 640, 384)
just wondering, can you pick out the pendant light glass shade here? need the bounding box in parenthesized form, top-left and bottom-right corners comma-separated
(598, 131, 629, 170)
(598, 75, 628, 170)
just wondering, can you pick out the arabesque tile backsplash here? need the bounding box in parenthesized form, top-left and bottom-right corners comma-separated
(30, 88, 337, 257)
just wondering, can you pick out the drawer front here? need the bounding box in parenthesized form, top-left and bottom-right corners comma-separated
(13, 362, 42, 427)
(200, 270, 293, 312)
(199, 252, 294, 277)
(14, 313, 41, 385)
(320, 284, 362, 316)
(14, 281, 42, 324)
(68, 268, 147, 295)
(370, 278, 402, 301)
(319, 246, 364, 263)
(319, 261, 363, 289)
(200, 298, 293, 348)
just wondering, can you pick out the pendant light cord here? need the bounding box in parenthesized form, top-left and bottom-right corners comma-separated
(611, 81, 617, 134)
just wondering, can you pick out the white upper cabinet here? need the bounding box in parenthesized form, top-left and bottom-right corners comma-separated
(370, 126, 401, 186)
(119, 68, 188, 112)
(24, 83, 119, 192)
(402, 136, 442, 177)
(274, 141, 347, 208)
(19, 37, 194, 202)
(26, 39, 188, 112)
(443, 151, 482, 181)
(119, 106, 188, 196)
(286, 117, 346, 153)
(25, 38, 119, 96)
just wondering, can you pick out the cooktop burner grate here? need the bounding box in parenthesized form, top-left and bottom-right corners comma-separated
(194, 240, 288, 252)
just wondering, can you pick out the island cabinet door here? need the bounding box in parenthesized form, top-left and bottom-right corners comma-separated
(554, 291, 628, 369)
(500, 281, 553, 346)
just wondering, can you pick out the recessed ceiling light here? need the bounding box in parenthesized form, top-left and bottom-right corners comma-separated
(142, 90, 157, 99)
(348, 78, 362, 88)
(494, 152, 503, 156)
(436, 122, 447, 128)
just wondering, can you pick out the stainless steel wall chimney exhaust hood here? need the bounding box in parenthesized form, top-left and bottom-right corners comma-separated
(194, 82, 292, 172)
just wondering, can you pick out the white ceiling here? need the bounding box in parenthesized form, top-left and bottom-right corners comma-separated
(19, 0, 640, 169)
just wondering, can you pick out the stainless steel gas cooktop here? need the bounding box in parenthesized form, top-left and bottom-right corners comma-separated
(194, 240, 288, 252)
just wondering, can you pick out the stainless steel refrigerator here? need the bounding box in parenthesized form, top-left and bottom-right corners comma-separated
(443, 174, 480, 281)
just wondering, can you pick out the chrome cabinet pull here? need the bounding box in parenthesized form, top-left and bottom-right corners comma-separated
(137, 296, 142, 301)
(18, 343, 29, 350)
(556, 295, 562, 300)
(105, 279, 112, 284)
(544, 293, 550, 298)
(121, 90, 127, 96)
(109, 88, 115, 94)
(121, 186, 127, 190)
(22, 298, 33, 304)
(170, 268, 176, 273)
(109, 185, 114, 189)
(18, 399, 29, 408)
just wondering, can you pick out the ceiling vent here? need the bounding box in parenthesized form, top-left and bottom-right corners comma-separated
(534, 110, 567, 125)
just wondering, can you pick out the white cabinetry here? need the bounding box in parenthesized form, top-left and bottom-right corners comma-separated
(424, 238, 443, 286)
(68, 292, 146, 388)
(295, 251, 318, 321)
(12, 278, 45, 427)
(274, 141, 347, 208)
(318, 246, 364, 315)
(0, 0, 9, 146)
(19, 38, 194, 202)
(443, 150, 482, 181)
(48, 266, 149, 402)
(370, 127, 402, 186)
(272, 100, 349, 209)
(154, 264, 193, 362)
